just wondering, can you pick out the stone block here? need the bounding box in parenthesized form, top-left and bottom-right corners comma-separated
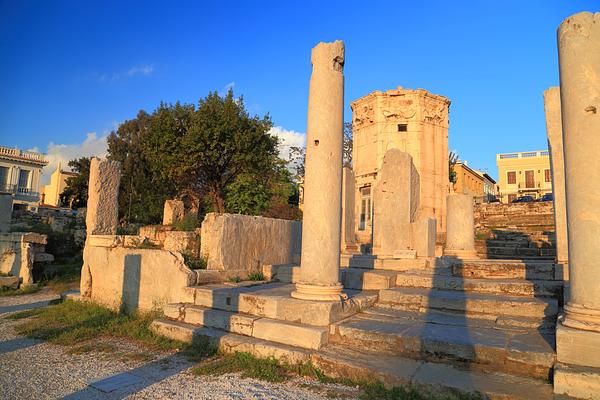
(410, 217, 436, 258)
(201, 213, 301, 274)
(86, 158, 121, 236)
(0, 275, 19, 289)
(163, 200, 185, 226)
(252, 318, 328, 350)
(372, 149, 420, 257)
(163, 231, 200, 257)
(554, 362, 600, 399)
(557, 323, 600, 368)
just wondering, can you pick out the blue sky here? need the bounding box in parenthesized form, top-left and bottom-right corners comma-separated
(0, 0, 596, 182)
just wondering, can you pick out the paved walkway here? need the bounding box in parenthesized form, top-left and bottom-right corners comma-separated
(0, 289, 357, 400)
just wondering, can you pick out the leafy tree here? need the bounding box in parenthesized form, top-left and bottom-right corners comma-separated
(449, 150, 459, 184)
(144, 90, 277, 213)
(343, 121, 353, 167)
(107, 110, 176, 224)
(59, 157, 91, 209)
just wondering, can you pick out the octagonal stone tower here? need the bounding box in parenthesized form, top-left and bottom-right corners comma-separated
(292, 41, 345, 301)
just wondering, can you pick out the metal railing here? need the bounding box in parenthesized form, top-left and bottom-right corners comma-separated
(0, 184, 40, 202)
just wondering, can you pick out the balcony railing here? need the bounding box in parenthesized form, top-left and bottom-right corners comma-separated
(0, 184, 40, 202)
(0, 146, 48, 165)
(497, 150, 550, 160)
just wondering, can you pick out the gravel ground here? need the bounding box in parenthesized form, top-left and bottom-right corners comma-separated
(0, 289, 359, 400)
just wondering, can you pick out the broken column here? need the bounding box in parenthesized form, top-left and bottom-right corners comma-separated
(341, 167, 358, 253)
(444, 194, 477, 259)
(291, 41, 345, 301)
(372, 149, 420, 257)
(163, 199, 185, 225)
(544, 87, 569, 282)
(80, 158, 121, 297)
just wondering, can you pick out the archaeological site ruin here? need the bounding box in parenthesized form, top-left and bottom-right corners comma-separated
(43, 11, 599, 400)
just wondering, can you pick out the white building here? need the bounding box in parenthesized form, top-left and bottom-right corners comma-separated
(0, 146, 48, 211)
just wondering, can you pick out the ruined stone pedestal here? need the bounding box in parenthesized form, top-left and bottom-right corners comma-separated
(292, 41, 345, 302)
(554, 11, 600, 400)
(341, 167, 359, 254)
(444, 194, 478, 259)
(163, 199, 185, 225)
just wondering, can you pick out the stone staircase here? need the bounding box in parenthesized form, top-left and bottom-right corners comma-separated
(152, 256, 564, 399)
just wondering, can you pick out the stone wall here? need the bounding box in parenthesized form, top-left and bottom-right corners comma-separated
(474, 202, 556, 260)
(81, 235, 196, 312)
(201, 213, 302, 275)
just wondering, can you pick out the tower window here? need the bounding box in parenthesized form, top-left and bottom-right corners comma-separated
(397, 124, 408, 132)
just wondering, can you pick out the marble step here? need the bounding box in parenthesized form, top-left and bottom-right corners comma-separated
(447, 259, 557, 281)
(341, 268, 399, 290)
(394, 272, 563, 298)
(161, 304, 328, 350)
(150, 319, 554, 399)
(315, 346, 555, 400)
(378, 287, 559, 320)
(183, 282, 377, 326)
(329, 309, 556, 380)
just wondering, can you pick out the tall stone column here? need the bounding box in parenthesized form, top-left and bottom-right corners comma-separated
(557, 12, 600, 334)
(554, 13, 600, 398)
(544, 87, 569, 282)
(341, 166, 359, 253)
(292, 41, 345, 301)
(444, 194, 477, 259)
(80, 157, 121, 297)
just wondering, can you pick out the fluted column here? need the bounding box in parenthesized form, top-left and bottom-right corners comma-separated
(292, 41, 345, 301)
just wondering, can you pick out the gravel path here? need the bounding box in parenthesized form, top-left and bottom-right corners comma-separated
(0, 289, 358, 400)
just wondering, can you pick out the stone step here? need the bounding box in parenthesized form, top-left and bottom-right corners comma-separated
(341, 268, 398, 290)
(151, 319, 554, 399)
(480, 254, 556, 261)
(161, 305, 329, 350)
(329, 310, 556, 380)
(447, 259, 557, 281)
(314, 346, 554, 400)
(394, 272, 562, 298)
(480, 246, 545, 257)
(184, 282, 377, 326)
(343, 255, 430, 271)
(378, 287, 559, 320)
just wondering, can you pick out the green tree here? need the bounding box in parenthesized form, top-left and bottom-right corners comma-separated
(59, 157, 91, 209)
(107, 110, 176, 224)
(449, 150, 459, 184)
(343, 121, 353, 167)
(144, 90, 277, 213)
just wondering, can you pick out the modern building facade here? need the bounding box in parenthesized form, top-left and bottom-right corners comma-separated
(496, 150, 552, 203)
(0, 146, 48, 211)
(41, 163, 76, 207)
(351, 87, 450, 244)
(453, 161, 484, 196)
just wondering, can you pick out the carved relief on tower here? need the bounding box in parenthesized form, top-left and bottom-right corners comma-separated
(380, 98, 417, 122)
(423, 98, 449, 126)
(352, 101, 375, 128)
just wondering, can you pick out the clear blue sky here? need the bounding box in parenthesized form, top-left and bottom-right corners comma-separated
(0, 0, 596, 179)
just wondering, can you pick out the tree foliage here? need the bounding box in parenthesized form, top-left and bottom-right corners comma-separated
(59, 157, 90, 209)
(449, 150, 459, 184)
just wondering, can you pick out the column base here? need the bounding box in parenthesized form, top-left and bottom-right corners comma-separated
(562, 302, 600, 333)
(443, 249, 479, 260)
(557, 322, 600, 369)
(291, 282, 346, 302)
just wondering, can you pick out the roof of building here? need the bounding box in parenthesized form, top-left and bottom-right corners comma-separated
(0, 145, 48, 167)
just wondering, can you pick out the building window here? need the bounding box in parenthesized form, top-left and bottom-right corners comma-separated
(507, 171, 516, 185)
(525, 170, 535, 188)
(18, 169, 30, 190)
(545, 169, 551, 182)
(359, 186, 371, 230)
(0, 166, 7, 189)
(397, 124, 408, 132)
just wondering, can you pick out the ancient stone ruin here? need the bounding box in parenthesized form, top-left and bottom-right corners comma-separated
(69, 15, 600, 397)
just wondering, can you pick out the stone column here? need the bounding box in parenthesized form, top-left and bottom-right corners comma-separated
(81, 157, 121, 297)
(341, 167, 358, 253)
(292, 41, 345, 301)
(444, 194, 477, 259)
(163, 199, 185, 225)
(544, 87, 569, 281)
(85, 158, 122, 236)
(557, 12, 600, 335)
